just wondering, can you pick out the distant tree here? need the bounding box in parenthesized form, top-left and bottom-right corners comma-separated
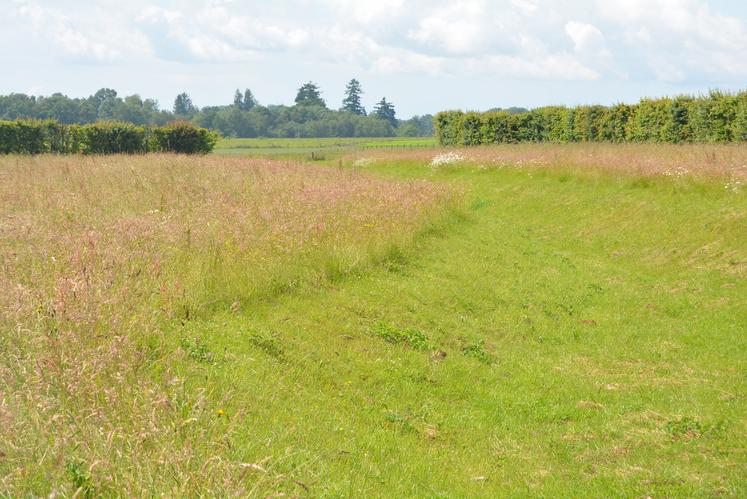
(233, 89, 257, 111)
(142, 98, 160, 115)
(116, 94, 149, 125)
(341, 78, 365, 115)
(174, 92, 197, 115)
(415, 114, 435, 136)
(373, 97, 396, 127)
(34, 93, 77, 124)
(0, 93, 37, 120)
(97, 97, 121, 120)
(295, 82, 326, 108)
(243, 89, 257, 111)
(354, 115, 395, 137)
(90, 88, 119, 119)
(91, 88, 118, 108)
(225, 107, 255, 137)
(397, 121, 420, 137)
(486, 107, 529, 115)
(396, 115, 435, 137)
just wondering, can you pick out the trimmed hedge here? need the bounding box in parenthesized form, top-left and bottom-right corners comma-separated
(151, 121, 218, 154)
(435, 90, 747, 146)
(0, 120, 218, 154)
(82, 121, 147, 154)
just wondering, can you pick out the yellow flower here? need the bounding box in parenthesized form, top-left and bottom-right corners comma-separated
(216, 409, 225, 417)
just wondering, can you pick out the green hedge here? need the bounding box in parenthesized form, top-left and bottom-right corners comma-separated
(435, 90, 747, 146)
(81, 121, 147, 154)
(151, 121, 218, 154)
(0, 120, 218, 154)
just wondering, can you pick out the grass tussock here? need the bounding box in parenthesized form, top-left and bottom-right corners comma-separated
(0, 154, 451, 495)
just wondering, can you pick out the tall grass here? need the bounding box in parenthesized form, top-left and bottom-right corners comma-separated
(349, 142, 747, 180)
(0, 154, 450, 495)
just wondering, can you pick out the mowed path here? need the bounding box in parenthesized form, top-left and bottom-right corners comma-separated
(182, 163, 747, 496)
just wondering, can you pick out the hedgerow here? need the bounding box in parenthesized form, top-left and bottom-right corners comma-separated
(0, 120, 218, 154)
(435, 90, 747, 145)
(150, 120, 218, 154)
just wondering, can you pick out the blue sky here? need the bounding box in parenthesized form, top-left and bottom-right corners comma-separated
(2, 0, 747, 117)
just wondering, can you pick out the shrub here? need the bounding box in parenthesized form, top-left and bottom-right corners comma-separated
(481, 111, 511, 143)
(599, 104, 632, 142)
(81, 121, 147, 154)
(663, 97, 692, 143)
(732, 92, 747, 141)
(509, 112, 540, 142)
(0, 121, 19, 153)
(629, 98, 670, 142)
(0, 120, 68, 154)
(15, 120, 46, 153)
(151, 121, 219, 154)
(709, 91, 738, 143)
(461, 112, 483, 145)
(535, 106, 567, 142)
(434, 111, 463, 146)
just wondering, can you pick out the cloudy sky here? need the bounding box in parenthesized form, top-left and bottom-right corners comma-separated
(3, 0, 747, 116)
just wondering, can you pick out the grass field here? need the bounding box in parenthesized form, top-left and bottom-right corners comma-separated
(214, 136, 438, 158)
(1, 144, 746, 496)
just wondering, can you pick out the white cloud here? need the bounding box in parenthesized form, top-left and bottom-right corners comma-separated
(371, 52, 442, 76)
(323, 0, 406, 24)
(15, 1, 129, 62)
(3, 0, 747, 113)
(594, 0, 747, 79)
(565, 21, 605, 53)
(475, 53, 600, 80)
(511, 0, 539, 15)
(12, 0, 747, 82)
(407, 1, 494, 55)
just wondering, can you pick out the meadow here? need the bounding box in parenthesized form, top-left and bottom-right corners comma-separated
(1, 143, 746, 496)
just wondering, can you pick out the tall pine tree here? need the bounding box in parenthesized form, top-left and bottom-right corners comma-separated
(373, 97, 396, 127)
(243, 89, 257, 111)
(341, 78, 365, 115)
(295, 82, 326, 108)
(233, 88, 258, 111)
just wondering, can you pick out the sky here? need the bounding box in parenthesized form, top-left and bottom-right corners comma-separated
(2, 0, 747, 117)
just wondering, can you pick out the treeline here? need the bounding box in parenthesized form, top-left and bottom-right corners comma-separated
(0, 120, 217, 154)
(435, 91, 747, 145)
(194, 104, 433, 139)
(0, 80, 434, 138)
(0, 89, 173, 126)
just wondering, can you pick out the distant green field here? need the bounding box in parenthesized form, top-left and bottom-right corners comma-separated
(214, 136, 437, 157)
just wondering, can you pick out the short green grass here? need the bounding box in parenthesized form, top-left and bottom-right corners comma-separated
(167, 161, 747, 495)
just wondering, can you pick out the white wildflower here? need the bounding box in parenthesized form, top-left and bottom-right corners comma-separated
(725, 178, 744, 193)
(430, 152, 465, 167)
(353, 157, 375, 168)
(663, 166, 689, 177)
